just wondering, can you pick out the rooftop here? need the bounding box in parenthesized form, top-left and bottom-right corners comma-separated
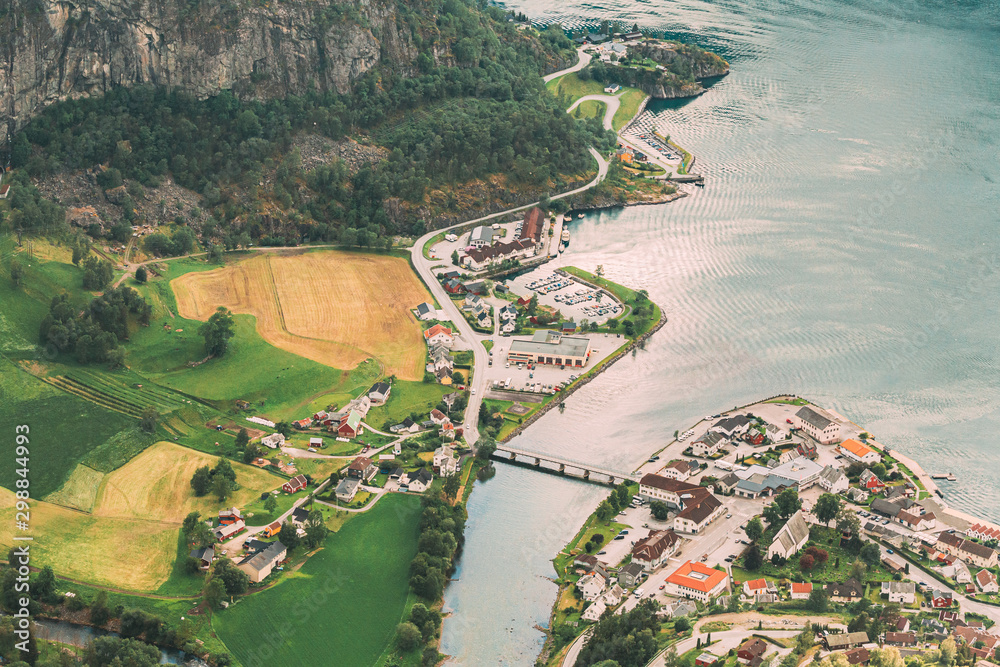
(841, 438, 875, 459)
(796, 405, 834, 430)
(510, 331, 591, 358)
(666, 560, 727, 593)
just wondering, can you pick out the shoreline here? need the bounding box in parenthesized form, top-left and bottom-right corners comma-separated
(536, 394, 1000, 666)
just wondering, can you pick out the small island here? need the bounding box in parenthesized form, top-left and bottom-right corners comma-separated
(538, 396, 1000, 667)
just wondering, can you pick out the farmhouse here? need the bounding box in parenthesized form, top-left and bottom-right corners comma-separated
(347, 456, 377, 481)
(691, 431, 727, 457)
(767, 510, 810, 561)
(337, 410, 363, 439)
(840, 438, 881, 465)
(368, 382, 391, 405)
(794, 405, 841, 444)
(282, 475, 307, 493)
(218, 507, 242, 524)
(260, 433, 285, 449)
(664, 560, 729, 602)
(819, 465, 849, 493)
(238, 540, 287, 583)
(507, 330, 591, 368)
(631, 529, 680, 571)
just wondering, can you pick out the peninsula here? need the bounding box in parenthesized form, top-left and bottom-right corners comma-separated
(536, 396, 1000, 667)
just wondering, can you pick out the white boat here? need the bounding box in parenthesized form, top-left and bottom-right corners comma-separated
(577, 213, 584, 219)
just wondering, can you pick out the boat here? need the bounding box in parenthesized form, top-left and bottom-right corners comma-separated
(577, 213, 584, 219)
(561, 229, 571, 242)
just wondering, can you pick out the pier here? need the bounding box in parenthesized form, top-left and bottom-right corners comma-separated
(491, 444, 634, 485)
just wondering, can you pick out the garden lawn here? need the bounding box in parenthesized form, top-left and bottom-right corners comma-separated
(214, 493, 422, 667)
(574, 100, 606, 121)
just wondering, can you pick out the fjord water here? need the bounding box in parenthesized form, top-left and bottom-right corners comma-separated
(441, 0, 1000, 663)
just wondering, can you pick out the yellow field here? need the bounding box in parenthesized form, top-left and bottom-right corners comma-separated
(94, 441, 283, 523)
(0, 488, 177, 591)
(0, 443, 285, 591)
(42, 464, 104, 512)
(171, 250, 430, 379)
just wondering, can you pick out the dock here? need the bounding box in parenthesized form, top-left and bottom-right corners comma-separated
(930, 473, 957, 481)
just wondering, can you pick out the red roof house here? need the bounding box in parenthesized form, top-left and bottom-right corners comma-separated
(282, 474, 307, 493)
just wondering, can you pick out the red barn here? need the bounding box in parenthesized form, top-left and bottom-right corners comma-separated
(282, 474, 307, 493)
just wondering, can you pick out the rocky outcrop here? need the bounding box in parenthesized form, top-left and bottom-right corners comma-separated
(595, 40, 729, 99)
(0, 0, 418, 144)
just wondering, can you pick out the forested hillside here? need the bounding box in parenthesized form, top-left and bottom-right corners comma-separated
(3, 0, 613, 249)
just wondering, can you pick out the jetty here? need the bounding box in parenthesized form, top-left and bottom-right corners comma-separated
(931, 473, 957, 481)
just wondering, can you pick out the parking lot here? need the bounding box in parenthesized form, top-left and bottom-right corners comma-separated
(502, 268, 624, 325)
(482, 332, 626, 397)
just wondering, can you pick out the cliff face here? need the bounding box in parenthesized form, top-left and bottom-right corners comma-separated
(1, 0, 418, 143)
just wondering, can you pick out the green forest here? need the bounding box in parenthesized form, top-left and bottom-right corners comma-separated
(4, 0, 613, 251)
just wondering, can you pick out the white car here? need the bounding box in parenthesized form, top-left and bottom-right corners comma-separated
(471, 388, 476, 395)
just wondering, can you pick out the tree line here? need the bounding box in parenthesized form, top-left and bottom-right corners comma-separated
(38, 286, 151, 366)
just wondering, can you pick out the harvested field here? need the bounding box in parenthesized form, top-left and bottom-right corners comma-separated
(172, 250, 429, 379)
(94, 442, 282, 524)
(0, 488, 178, 591)
(42, 464, 105, 512)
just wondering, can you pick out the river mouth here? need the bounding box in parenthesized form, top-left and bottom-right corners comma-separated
(440, 0, 1000, 663)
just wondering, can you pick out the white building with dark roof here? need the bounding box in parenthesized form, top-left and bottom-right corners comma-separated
(794, 405, 841, 444)
(767, 510, 810, 561)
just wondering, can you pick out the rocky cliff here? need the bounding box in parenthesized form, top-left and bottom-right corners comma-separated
(1, 0, 419, 146)
(593, 40, 729, 99)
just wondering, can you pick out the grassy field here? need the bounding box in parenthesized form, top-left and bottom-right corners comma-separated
(574, 100, 606, 121)
(94, 441, 283, 523)
(0, 442, 284, 591)
(42, 463, 104, 511)
(214, 493, 423, 667)
(0, 359, 137, 498)
(613, 89, 648, 131)
(0, 487, 179, 591)
(172, 249, 431, 379)
(546, 72, 609, 105)
(365, 381, 451, 431)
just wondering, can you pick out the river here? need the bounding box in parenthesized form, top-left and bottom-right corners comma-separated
(440, 0, 1000, 663)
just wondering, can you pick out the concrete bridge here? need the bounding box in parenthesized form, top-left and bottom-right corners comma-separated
(491, 445, 636, 485)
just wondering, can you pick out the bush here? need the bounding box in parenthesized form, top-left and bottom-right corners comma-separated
(396, 622, 422, 652)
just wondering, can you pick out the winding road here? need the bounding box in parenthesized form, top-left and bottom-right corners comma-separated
(567, 93, 622, 131)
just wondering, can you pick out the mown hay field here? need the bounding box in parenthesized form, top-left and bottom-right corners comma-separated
(172, 250, 430, 379)
(0, 442, 285, 590)
(94, 441, 283, 524)
(0, 488, 178, 591)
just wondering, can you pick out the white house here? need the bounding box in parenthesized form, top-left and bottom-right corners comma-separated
(401, 468, 433, 493)
(712, 415, 751, 438)
(818, 465, 849, 494)
(260, 433, 285, 449)
(415, 302, 436, 321)
(767, 510, 810, 561)
(423, 325, 454, 347)
(602, 584, 625, 607)
(662, 460, 694, 481)
(881, 581, 916, 604)
(840, 438, 881, 465)
(794, 405, 841, 444)
(977, 569, 999, 593)
(577, 572, 606, 601)
(691, 431, 727, 457)
(433, 446, 459, 476)
(790, 582, 813, 600)
(631, 530, 680, 571)
(582, 598, 607, 621)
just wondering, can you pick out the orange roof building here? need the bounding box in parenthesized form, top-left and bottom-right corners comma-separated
(840, 438, 880, 464)
(423, 324, 453, 342)
(790, 582, 813, 599)
(664, 560, 729, 602)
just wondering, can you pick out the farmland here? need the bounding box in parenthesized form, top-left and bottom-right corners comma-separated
(172, 249, 431, 379)
(93, 441, 283, 524)
(214, 493, 422, 667)
(0, 487, 179, 591)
